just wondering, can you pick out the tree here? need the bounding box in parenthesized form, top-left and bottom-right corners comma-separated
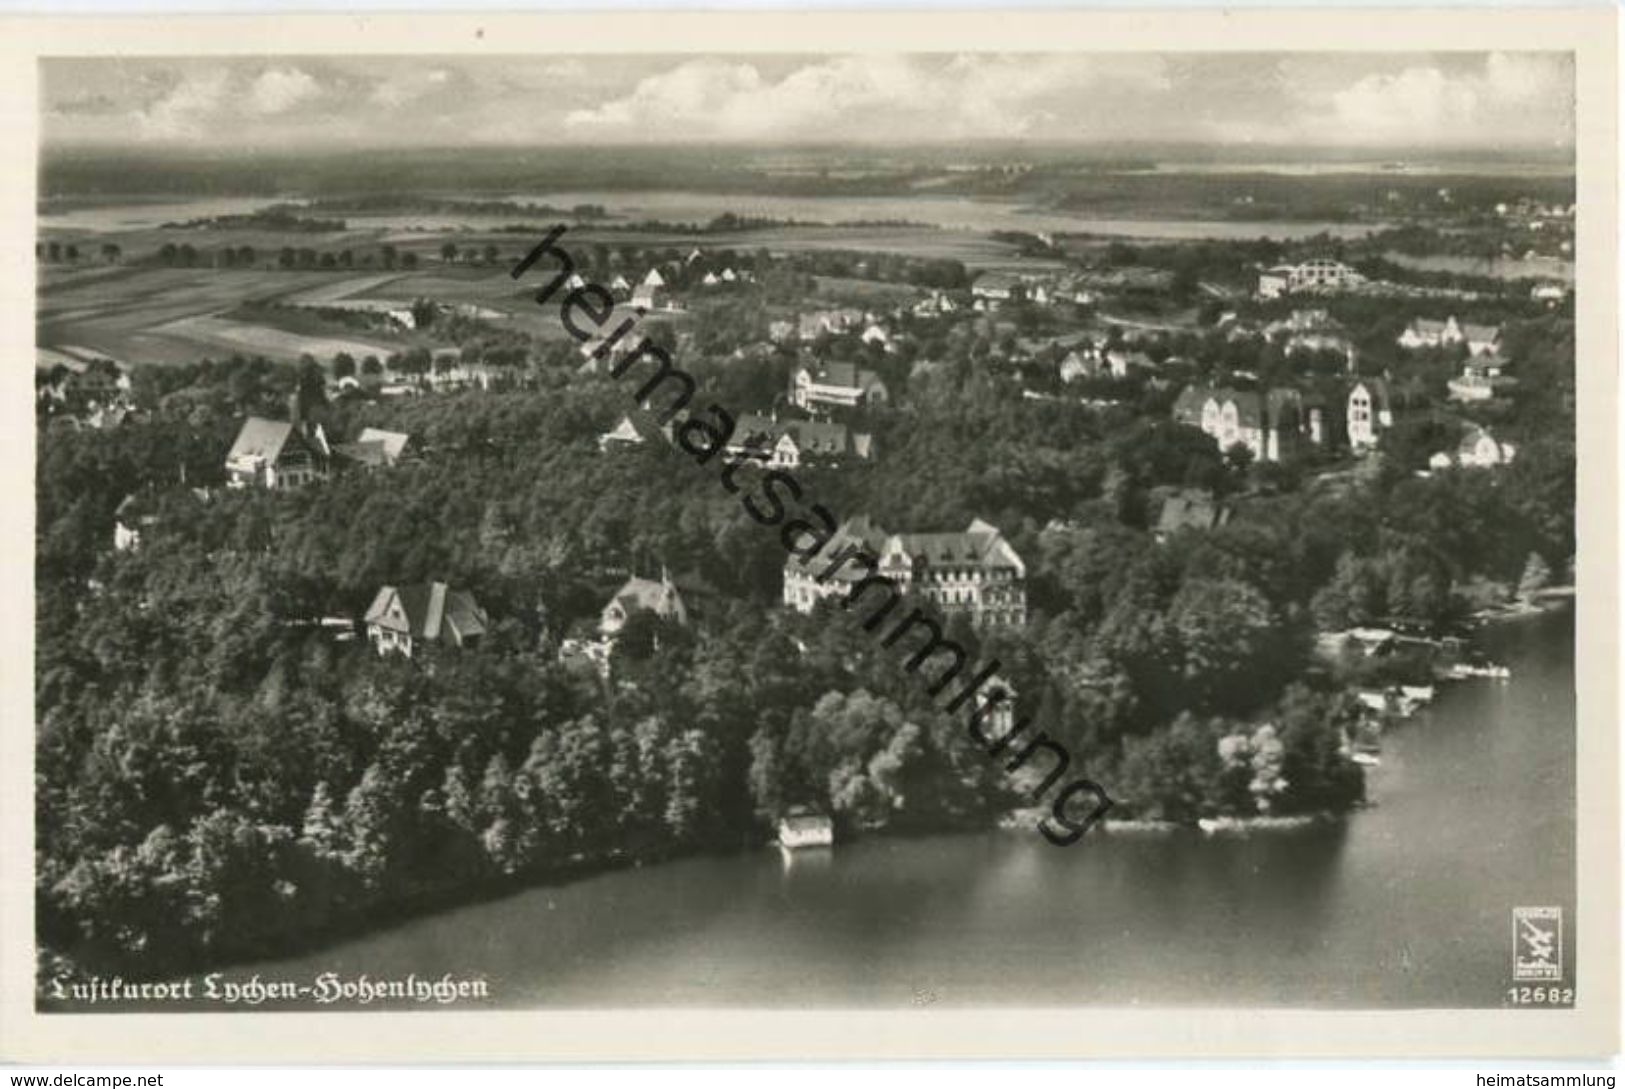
(296, 356, 327, 408)
(332, 353, 357, 381)
(440, 242, 458, 264)
(409, 298, 438, 330)
(1117, 714, 1223, 822)
(1167, 577, 1289, 713)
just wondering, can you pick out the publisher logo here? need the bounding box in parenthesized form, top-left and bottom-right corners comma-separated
(1512, 907, 1563, 982)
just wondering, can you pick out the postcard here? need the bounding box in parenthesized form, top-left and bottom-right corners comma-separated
(0, 5, 1616, 1063)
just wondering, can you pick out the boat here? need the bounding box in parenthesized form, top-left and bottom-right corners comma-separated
(1351, 752, 1382, 767)
(1445, 662, 1511, 681)
(1400, 684, 1435, 705)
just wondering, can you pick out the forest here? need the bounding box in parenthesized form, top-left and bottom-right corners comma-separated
(36, 315, 1574, 987)
(34, 191, 1579, 991)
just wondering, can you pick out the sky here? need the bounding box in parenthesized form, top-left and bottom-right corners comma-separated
(41, 52, 1575, 152)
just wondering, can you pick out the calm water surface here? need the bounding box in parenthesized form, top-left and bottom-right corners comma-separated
(227, 608, 1575, 1010)
(42, 193, 1386, 242)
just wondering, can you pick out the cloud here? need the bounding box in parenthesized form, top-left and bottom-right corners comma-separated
(42, 53, 1572, 150)
(47, 93, 118, 117)
(368, 65, 472, 111)
(1320, 53, 1571, 146)
(135, 70, 230, 139)
(249, 67, 325, 115)
(565, 54, 1171, 141)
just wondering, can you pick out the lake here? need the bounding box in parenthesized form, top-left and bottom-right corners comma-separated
(41, 192, 1387, 243)
(495, 190, 1387, 242)
(212, 606, 1574, 1010)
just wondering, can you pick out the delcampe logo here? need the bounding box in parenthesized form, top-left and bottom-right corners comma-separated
(1512, 907, 1563, 982)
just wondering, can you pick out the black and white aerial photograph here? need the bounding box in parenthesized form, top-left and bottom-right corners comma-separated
(15, 11, 1615, 1062)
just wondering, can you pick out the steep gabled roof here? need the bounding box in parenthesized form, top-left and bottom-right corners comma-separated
(1350, 377, 1392, 412)
(227, 417, 294, 465)
(357, 427, 410, 462)
(803, 361, 885, 393)
(365, 582, 487, 642)
(609, 576, 687, 624)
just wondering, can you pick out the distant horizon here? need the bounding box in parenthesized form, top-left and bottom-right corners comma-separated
(42, 53, 1575, 154)
(39, 140, 1576, 160)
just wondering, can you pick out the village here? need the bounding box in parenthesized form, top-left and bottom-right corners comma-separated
(35, 176, 1577, 982)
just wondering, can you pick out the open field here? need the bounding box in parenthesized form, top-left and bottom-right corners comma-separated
(155, 315, 397, 363)
(284, 273, 410, 306)
(37, 266, 399, 365)
(33, 254, 654, 366)
(810, 276, 927, 304)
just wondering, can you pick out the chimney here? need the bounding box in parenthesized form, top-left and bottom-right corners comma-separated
(424, 581, 448, 641)
(288, 391, 303, 432)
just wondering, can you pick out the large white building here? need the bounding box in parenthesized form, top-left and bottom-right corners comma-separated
(784, 516, 1027, 629)
(789, 363, 890, 412)
(1172, 384, 1320, 463)
(725, 414, 873, 468)
(1257, 259, 1365, 299)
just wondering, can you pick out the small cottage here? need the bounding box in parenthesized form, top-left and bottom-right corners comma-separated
(364, 581, 488, 657)
(778, 809, 835, 849)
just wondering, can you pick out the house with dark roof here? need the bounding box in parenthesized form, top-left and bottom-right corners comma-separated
(600, 572, 688, 637)
(726, 413, 874, 468)
(364, 582, 488, 657)
(1172, 384, 1319, 463)
(224, 401, 332, 489)
(783, 515, 1027, 628)
(789, 363, 889, 412)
